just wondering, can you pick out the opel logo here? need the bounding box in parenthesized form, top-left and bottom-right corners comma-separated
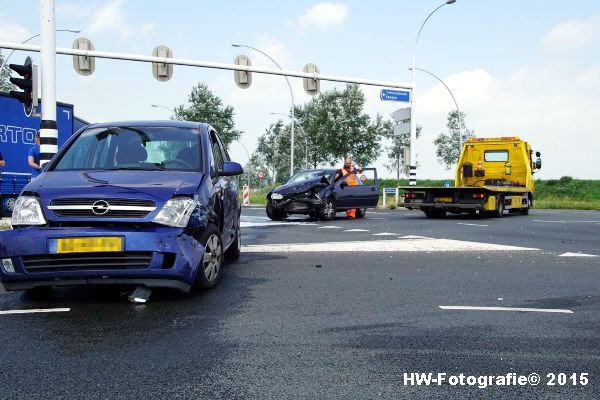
(91, 200, 110, 215)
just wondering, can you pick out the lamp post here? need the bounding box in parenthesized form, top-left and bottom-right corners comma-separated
(410, 67, 463, 150)
(0, 29, 80, 74)
(232, 43, 295, 177)
(150, 104, 174, 115)
(409, 0, 456, 185)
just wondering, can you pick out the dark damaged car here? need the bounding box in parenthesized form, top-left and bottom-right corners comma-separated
(266, 168, 379, 221)
(0, 121, 243, 295)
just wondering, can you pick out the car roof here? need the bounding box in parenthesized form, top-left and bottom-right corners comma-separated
(86, 120, 210, 130)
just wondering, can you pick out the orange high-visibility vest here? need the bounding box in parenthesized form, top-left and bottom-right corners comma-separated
(340, 167, 358, 186)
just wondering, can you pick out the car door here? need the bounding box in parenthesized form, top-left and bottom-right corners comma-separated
(335, 168, 379, 209)
(210, 131, 236, 241)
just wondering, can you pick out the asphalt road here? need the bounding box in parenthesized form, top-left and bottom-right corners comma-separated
(0, 207, 599, 399)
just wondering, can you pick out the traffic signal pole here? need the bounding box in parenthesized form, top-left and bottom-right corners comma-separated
(39, 0, 58, 166)
(0, 41, 412, 90)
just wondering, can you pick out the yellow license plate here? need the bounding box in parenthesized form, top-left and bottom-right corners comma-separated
(434, 197, 453, 203)
(51, 237, 123, 254)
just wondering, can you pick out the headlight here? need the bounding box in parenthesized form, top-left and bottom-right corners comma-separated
(153, 197, 197, 227)
(11, 196, 46, 226)
(271, 193, 283, 200)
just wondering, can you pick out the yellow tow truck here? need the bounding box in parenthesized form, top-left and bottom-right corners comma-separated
(400, 137, 542, 218)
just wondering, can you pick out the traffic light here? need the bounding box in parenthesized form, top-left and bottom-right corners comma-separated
(9, 56, 38, 116)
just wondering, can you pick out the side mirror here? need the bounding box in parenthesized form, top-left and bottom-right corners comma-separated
(535, 158, 542, 170)
(219, 161, 244, 176)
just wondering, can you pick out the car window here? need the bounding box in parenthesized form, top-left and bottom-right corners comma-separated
(210, 131, 224, 177)
(51, 126, 203, 172)
(484, 150, 509, 162)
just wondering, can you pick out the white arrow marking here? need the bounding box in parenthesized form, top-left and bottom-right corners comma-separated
(344, 229, 370, 232)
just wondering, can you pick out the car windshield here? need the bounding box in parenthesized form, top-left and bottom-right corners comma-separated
(287, 170, 329, 183)
(51, 126, 203, 172)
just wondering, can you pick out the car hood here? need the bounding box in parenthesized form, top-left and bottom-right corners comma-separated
(27, 170, 204, 203)
(271, 177, 329, 196)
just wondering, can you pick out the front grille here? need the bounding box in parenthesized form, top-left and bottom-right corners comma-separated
(22, 252, 153, 273)
(49, 198, 157, 218)
(286, 201, 310, 211)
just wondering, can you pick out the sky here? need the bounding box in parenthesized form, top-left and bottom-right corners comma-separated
(1, 0, 600, 179)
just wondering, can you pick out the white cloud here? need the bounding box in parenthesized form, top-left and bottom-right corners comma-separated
(0, 19, 31, 42)
(541, 16, 600, 50)
(74, 0, 155, 39)
(89, 0, 131, 38)
(297, 2, 348, 30)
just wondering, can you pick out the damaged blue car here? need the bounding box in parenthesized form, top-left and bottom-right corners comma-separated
(0, 121, 243, 297)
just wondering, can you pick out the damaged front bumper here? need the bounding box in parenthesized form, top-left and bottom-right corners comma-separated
(271, 195, 324, 214)
(0, 225, 204, 292)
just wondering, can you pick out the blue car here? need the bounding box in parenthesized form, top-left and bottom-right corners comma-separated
(266, 168, 379, 221)
(0, 121, 243, 295)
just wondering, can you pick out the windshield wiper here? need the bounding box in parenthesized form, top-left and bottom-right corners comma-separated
(112, 166, 166, 171)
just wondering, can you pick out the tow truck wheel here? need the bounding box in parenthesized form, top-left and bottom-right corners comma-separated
(266, 203, 287, 221)
(520, 196, 531, 215)
(355, 209, 366, 219)
(493, 195, 505, 218)
(319, 198, 336, 221)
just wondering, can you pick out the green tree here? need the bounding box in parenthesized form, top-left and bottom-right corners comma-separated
(384, 125, 422, 183)
(173, 83, 242, 149)
(433, 110, 475, 169)
(0, 51, 15, 92)
(294, 84, 391, 168)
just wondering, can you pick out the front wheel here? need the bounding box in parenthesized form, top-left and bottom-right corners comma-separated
(195, 224, 224, 289)
(319, 198, 336, 221)
(520, 195, 531, 215)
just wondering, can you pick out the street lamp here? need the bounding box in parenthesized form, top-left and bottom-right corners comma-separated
(409, 0, 456, 185)
(0, 29, 81, 74)
(271, 112, 310, 169)
(232, 43, 296, 177)
(409, 67, 464, 151)
(150, 104, 174, 114)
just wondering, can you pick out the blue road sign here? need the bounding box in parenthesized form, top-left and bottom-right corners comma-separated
(380, 89, 410, 102)
(443, 181, 452, 187)
(384, 187, 397, 194)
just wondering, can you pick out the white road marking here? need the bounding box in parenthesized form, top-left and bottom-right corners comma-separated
(559, 252, 598, 258)
(241, 221, 315, 227)
(439, 306, 573, 314)
(367, 212, 391, 215)
(398, 235, 431, 239)
(344, 229, 370, 232)
(533, 220, 600, 224)
(318, 226, 342, 229)
(0, 308, 71, 315)
(372, 232, 399, 236)
(367, 217, 386, 220)
(457, 222, 489, 227)
(242, 237, 538, 253)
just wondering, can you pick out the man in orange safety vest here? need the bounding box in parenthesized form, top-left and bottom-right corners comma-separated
(335, 157, 359, 219)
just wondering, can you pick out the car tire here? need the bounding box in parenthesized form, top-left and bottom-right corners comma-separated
(318, 198, 336, 221)
(224, 218, 241, 260)
(493, 195, 505, 218)
(266, 203, 287, 221)
(355, 208, 366, 218)
(195, 224, 224, 289)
